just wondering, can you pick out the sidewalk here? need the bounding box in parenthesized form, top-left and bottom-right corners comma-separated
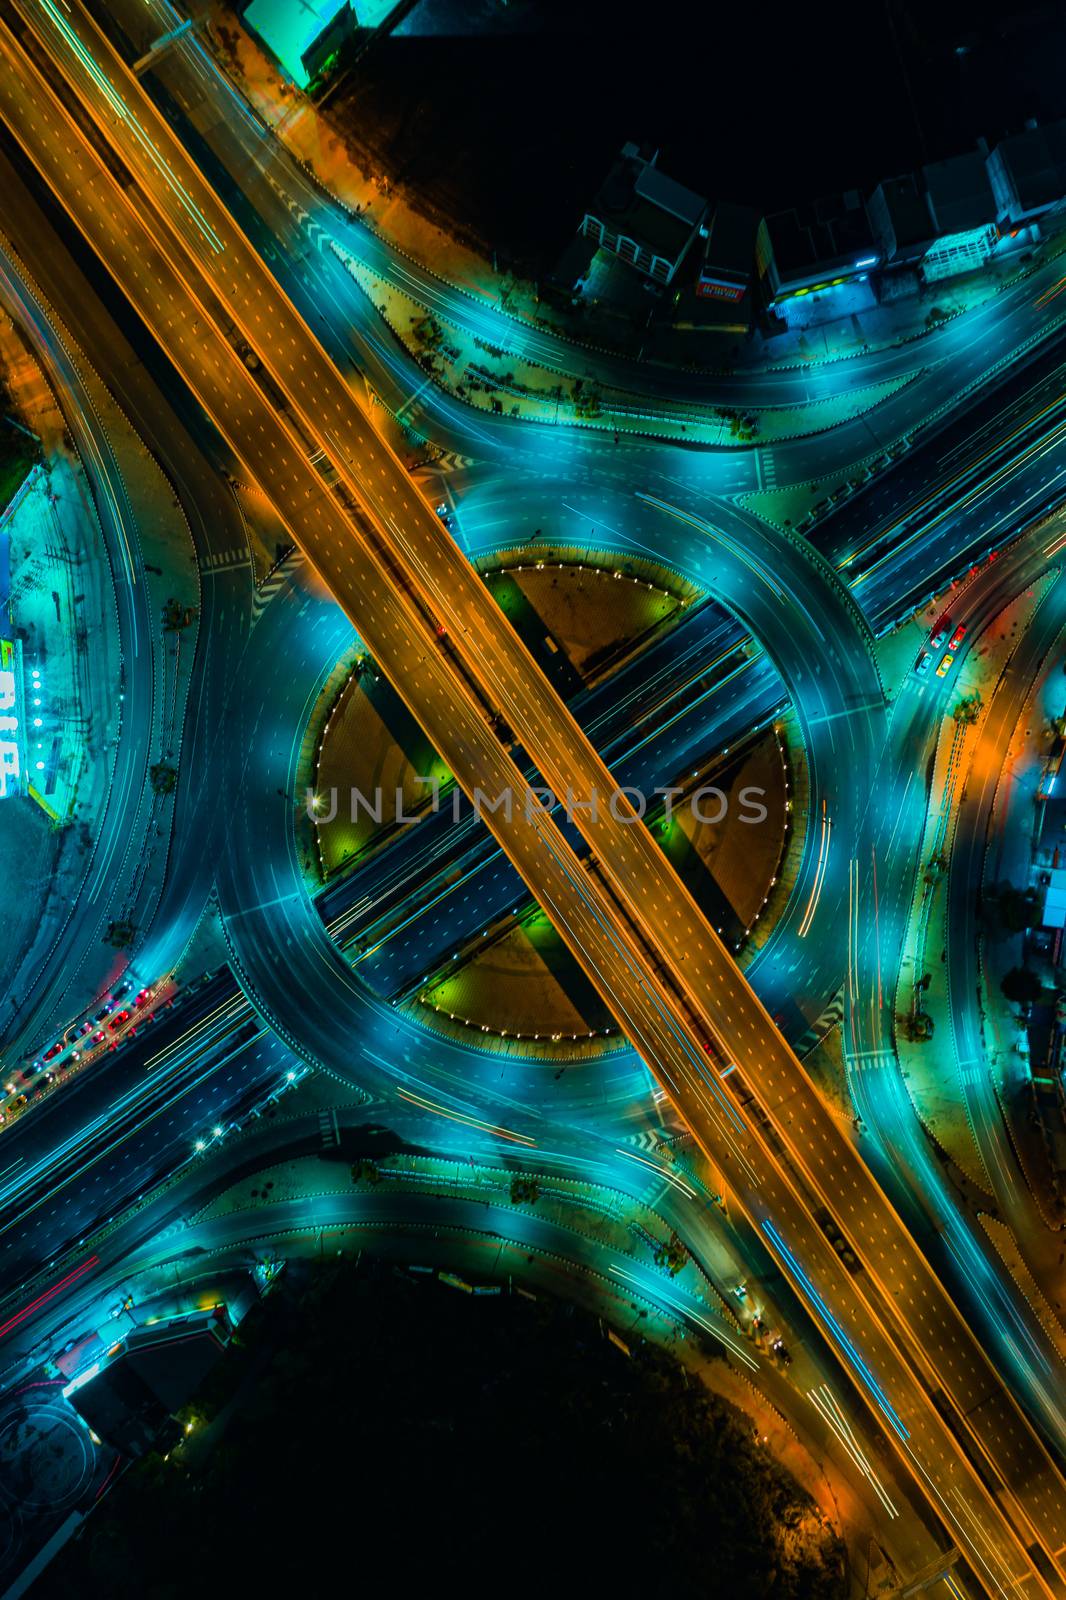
(981, 653, 1066, 1227)
(200, 0, 1066, 388)
(334, 241, 912, 445)
(894, 580, 1055, 1189)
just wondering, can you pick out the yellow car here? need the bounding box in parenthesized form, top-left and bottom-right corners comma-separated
(936, 652, 954, 678)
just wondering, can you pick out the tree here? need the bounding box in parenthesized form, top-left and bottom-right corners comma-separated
(162, 597, 196, 631)
(1000, 967, 1043, 1006)
(350, 1159, 382, 1185)
(150, 763, 177, 796)
(953, 691, 982, 725)
(904, 1008, 934, 1041)
(653, 1233, 687, 1276)
(983, 881, 1038, 939)
(924, 855, 946, 885)
(509, 1175, 540, 1204)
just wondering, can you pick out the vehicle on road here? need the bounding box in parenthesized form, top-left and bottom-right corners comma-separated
(947, 623, 966, 650)
(930, 615, 952, 649)
(915, 651, 931, 676)
(107, 1009, 132, 1032)
(936, 653, 955, 678)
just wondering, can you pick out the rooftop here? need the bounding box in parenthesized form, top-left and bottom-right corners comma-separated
(993, 118, 1066, 213)
(868, 175, 934, 256)
(590, 146, 707, 267)
(764, 192, 876, 281)
(703, 201, 760, 274)
(922, 150, 996, 236)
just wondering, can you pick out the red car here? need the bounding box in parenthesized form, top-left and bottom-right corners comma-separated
(947, 623, 966, 650)
(92, 1031, 106, 1045)
(42, 1043, 63, 1062)
(134, 988, 152, 1008)
(107, 1009, 132, 1032)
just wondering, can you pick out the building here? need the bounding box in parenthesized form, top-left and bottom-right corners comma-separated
(1038, 868, 1066, 929)
(988, 118, 1066, 226)
(866, 175, 935, 265)
(756, 191, 878, 304)
(696, 202, 759, 305)
(923, 150, 996, 236)
(243, 0, 357, 88)
(919, 150, 998, 281)
(581, 144, 707, 286)
(301, 0, 358, 84)
(68, 1307, 232, 1458)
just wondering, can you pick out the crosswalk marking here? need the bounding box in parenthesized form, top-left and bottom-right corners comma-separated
(201, 545, 252, 572)
(414, 450, 473, 477)
(251, 547, 306, 623)
(793, 987, 844, 1057)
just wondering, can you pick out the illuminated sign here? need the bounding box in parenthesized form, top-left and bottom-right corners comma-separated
(0, 639, 21, 799)
(697, 275, 745, 303)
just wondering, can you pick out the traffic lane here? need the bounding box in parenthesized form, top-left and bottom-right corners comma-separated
(948, 570, 1066, 1223)
(0, 144, 254, 985)
(824, 346, 1066, 577)
(323, 595, 765, 942)
(0, 239, 159, 1062)
(852, 430, 1066, 630)
(212, 532, 659, 1128)
(216, 523, 662, 1118)
(12, 21, 1056, 1574)
(123, 0, 1066, 448)
(842, 558, 1066, 1454)
(0, 1025, 289, 1294)
(0, 975, 237, 1218)
(351, 659, 780, 997)
(215, 635, 1061, 1591)
(0, 1139, 945, 1588)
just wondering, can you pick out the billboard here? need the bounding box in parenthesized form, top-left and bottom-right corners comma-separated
(0, 638, 23, 799)
(697, 274, 745, 303)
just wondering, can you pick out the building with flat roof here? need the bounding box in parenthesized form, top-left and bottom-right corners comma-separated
(1039, 868, 1066, 930)
(243, 0, 356, 88)
(581, 144, 707, 286)
(916, 150, 1000, 282)
(922, 150, 997, 236)
(757, 191, 878, 303)
(67, 1307, 232, 1457)
(696, 202, 759, 305)
(988, 119, 1066, 225)
(866, 176, 935, 265)
(301, 0, 358, 84)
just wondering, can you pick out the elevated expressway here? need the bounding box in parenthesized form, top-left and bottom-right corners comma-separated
(0, 3, 1064, 1592)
